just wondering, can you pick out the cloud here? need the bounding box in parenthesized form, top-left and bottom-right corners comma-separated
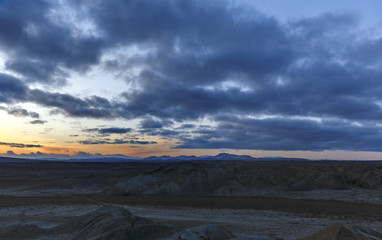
(2, 1, 381, 122)
(5, 59, 68, 85)
(178, 124, 196, 129)
(0, 141, 43, 148)
(139, 118, 173, 129)
(139, 128, 180, 139)
(78, 139, 157, 145)
(0, 106, 40, 118)
(30, 120, 46, 124)
(176, 116, 382, 151)
(1, 0, 382, 152)
(27, 89, 116, 118)
(0, 0, 104, 85)
(0, 74, 28, 103)
(82, 127, 132, 135)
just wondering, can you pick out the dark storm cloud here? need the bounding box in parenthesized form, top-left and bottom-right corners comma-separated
(139, 118, 173, 129)
(139, 128, 180, 139)
(82, 127, 132, 134)
(106, 9, 382, 123)
(82, 2, 381, 123)
(75, 0, 294, 89)
(119, 69, 382, 122)
(27, 89, 115, 118)
(345, 37, 382, 66)
(0, 106, 39, 118)
(179, 124, 196, 129)
(0, 74, 28, 103)
(2, 0, 381, 121)
(5, 59, 68, 85)
(2, 0, 382, 152)
(0, 141, 43, 148)
(176, 117, 382, 151)
(79, 139, 157, 145)
(0, 0, 104, 85)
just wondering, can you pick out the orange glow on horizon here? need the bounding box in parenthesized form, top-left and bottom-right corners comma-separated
(2, 141, 382, 160)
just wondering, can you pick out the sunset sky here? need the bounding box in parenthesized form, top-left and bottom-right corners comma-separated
(1, 0, 382, 159)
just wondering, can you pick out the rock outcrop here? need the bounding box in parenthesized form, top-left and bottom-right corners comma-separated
(51, 205, 176, 240)
(0, 224, 46, 240)
(111, 162, 242, 196)
(110, 162, 382, 197)
(0, 205, 241, 240)
(300, 222, 382, 240)
(0, 205, 177, 240)
(167, 224, 236, 240)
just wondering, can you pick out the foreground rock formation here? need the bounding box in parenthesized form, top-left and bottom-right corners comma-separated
(1, 204, 381, 240)
(167, 224, 236, 240)
(52, 205, 175, 240)
(300, 222, 382, 240)
(0, 205, 175, 240)
(0, 205, 239, 240)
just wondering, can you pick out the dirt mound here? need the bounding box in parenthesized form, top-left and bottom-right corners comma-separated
(52, 205, 175, 240)
(300, 222, 382, 240)
(53, 206, 239, 240)
(167, 224, 236, 240)
(0, 205, 241, 240)
(0, 205, 176, 240)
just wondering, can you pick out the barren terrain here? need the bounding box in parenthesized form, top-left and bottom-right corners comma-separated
(0, 158, 381, 239)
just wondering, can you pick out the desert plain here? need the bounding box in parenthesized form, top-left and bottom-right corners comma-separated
(0, 157, 381, 239)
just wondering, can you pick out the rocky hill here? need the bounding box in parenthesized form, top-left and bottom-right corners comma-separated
(111, 161, 382, 202)
(0, 205, 242, 240)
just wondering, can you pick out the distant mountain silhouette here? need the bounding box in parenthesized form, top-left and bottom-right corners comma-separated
(0, 156, 42, 162)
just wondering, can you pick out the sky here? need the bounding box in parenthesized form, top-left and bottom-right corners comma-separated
(1, 0, 382, 160)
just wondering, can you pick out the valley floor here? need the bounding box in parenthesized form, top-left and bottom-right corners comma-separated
(0, 195, 381, 239)
(0, 160, 381, 239)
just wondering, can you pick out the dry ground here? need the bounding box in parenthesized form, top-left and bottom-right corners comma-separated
(0, 159, 381, 239)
